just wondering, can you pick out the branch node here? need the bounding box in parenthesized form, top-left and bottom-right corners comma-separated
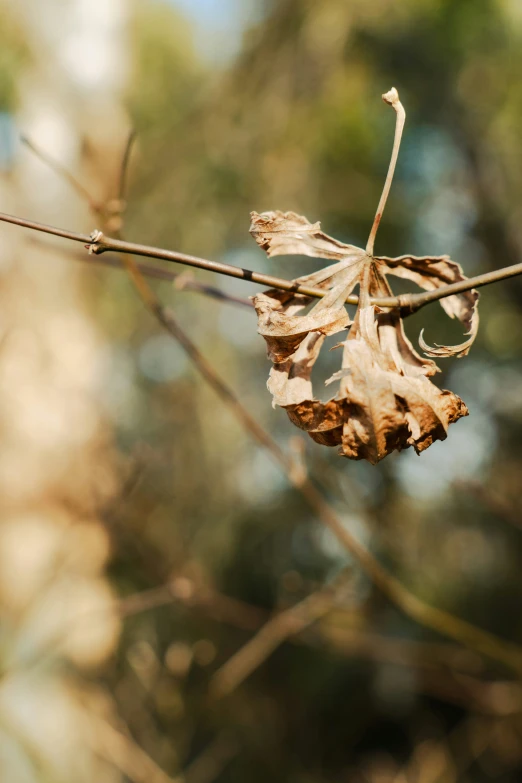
(87, 229, 105, 254)
(173, 271, 195, 291)
(398, 293, 420, 317)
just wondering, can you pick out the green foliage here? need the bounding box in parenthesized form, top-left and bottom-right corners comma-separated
(127, 0, 202, 132)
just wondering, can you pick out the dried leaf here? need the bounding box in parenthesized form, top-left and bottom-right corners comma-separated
(251, 208, 477, 463)
(377, 254, 479, 357)
(250, 211, 363, 261)
(251, 89, 479, 464)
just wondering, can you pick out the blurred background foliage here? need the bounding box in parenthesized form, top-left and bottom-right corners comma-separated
(2, 0, 522, 781)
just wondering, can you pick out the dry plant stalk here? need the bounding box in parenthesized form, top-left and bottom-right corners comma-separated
(251, 88, 479, 464)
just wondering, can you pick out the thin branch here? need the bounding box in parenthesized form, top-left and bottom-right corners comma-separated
(118, 577, 486, 676)
(119, 577, 266, 632)
(118, 128, 137, 204)
(3, 208, 522, 312)
(118, 578, 522, 716)
(84, 712, 183, 783)
(20, 135, 102, 212)
(397, 260, 522, 313)
(0, 210, 92, 244)
(0, 210, 367, 303)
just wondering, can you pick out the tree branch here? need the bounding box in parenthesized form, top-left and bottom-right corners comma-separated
(2, 208, 522, 312)
(117, 128, 137, 204)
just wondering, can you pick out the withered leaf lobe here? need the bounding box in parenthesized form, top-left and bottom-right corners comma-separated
(250, 210, 478, 465)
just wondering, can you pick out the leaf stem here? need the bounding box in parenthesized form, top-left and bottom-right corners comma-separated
(366, 88, 406, 256)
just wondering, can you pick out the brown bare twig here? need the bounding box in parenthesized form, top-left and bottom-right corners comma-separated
(84, 712, 183, 783)
(3, 208, 522, 312)
(117, 128, 137, 205)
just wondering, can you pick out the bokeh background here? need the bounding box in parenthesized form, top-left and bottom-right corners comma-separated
(1, 0, 522, 780)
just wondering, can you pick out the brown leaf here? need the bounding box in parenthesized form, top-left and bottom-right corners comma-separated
(254, 264, 361, 362)
(337, 336, 409, 463)
(250, 89, 481, 462)
(250, 211, 363, 261)
(377, 254, 479, 358)
(335, 307, 468, 464)
(251, 210, 476, 463)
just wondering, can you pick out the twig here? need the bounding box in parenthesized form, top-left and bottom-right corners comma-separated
(21, 135, 102, 212)
(119, 577, 266, 632)
(118, 128, 137, 204)
(3, 208, 522, 311)
(118, 578, 488, 676)
(295, 480, 522, 674)
(84, 712, 183, 783)
(0, 209, 368, 304)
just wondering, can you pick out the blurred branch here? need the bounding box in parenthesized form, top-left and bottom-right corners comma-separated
(207, 570, 353, 700)
(118, 128, 137, 204)
(119, 576, 266, 632)
(84, 712, 183, 783)
(119, 576, 522, 716)
(118, 576, 483, 673)
(32, 237, 253, 309)
(86, 707, 236, 783)
(21, 134, 102, 212)
(4, 207, 522, 311)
